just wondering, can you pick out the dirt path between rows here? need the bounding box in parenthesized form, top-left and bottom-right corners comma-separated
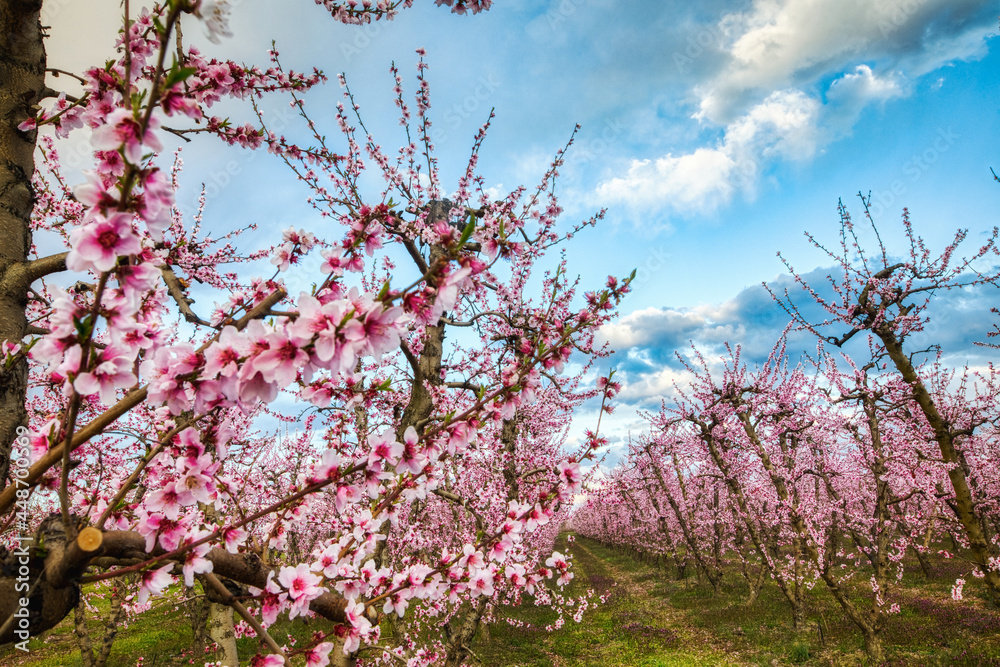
(566, 537, 753, 666)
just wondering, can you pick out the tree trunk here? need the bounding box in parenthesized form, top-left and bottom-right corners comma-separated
(73, 597, 96, 667)
(443, 598, 489, 667)
(329, 637, 356, 667)
(0, 0, 46, 491)
(880, 331, 1000, 604)
(186, 585, 209, 659)
(862, 629, 884, 665)
(94, 585, 127, 667)
(207, 602, 238, 666)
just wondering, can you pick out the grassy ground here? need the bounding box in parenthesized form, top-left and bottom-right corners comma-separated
(474, 535, 747, 667)
(3, 533, 1000, 666)
(478, 535, 999, 667)
(0, 587, 323, 667)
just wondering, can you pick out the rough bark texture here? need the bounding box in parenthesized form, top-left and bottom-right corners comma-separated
(0, 524, 350, 645)
(878, 330, 1000, 604)
(186, 584, 210, 659)
(73, 583, 127, 667)
(73, 598, 95, 667)
(206, 602, 238, 666)
(443, 598, 489, 667)
(0, 0, 45, 491)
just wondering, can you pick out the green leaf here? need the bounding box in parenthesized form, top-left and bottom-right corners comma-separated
(164, 65, 198, 89)
(458, 214, 476, 247)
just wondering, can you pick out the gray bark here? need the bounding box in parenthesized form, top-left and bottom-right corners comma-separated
(0, 0, 46, 490)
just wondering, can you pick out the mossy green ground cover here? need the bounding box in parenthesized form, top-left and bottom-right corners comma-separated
(3, 533, 1000, 665)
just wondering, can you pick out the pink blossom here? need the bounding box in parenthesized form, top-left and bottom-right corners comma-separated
(246, 329, 307, 387)
(72, 344, 137, 404)
(270, 243, 293, 271)
(952, 578, 965, 601)
(115, 262, 162, 310)
(524, 503, 550, 532)
(223, 526, 249, 553)
(198, 2, 234, 45)
(313, 448, 342, 482)
(137, 563, 174, 605)
(95, 149, 126, 176)
(468, 568, 494, 597)
(381, 590, 410, 619)
(305, 643, 334, 667)
(73, 172, 119, 210)
(320, 247, 345, 276)
(252, 572, 288, 626)
(135, 510, 188, 552)
(181, 536, 214, 587)
(204, 326, 249, 377)
(174, 453, 219, 506)
(367, 429, 403, 468)
(394, 426, 427, 476)
(557, 460, 582, 488)
(359, 301, 404, 361)
(335, 484, 362, 512)
(343, 600, 372, 653)
(457, 545, 484, 570)
(277, 563, 324, 619)
(91, 107, 163, 164)
(146, 486, 183, 520)
(66, 213, 142, 273)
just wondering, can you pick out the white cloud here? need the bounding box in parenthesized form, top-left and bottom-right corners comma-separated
(825, 64, 906, 136)
(593, 0, 994, 217)
(618, 365, 694, 402)
(595, 89, 819, 214)
(598, 306, 707, 350)
(699, 0, 991, 124)
(595, 146, 738, 214)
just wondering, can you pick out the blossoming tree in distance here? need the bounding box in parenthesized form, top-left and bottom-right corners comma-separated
(573, 203, 1000, 664)
(0, 1, 629, 665)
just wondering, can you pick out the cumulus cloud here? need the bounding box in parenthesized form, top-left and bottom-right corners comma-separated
(596, 89, 819, 213)
(599, 260, 1000, 407)
(594, 0, 994, 216)
(699, 0, 993, 124)
(617, 365, 694, 403)
(825, 65, 905, 125)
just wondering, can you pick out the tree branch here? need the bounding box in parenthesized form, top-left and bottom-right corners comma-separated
(160, 264, 211, 326)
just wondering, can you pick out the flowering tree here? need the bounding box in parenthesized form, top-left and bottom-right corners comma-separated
(574, 202, 1000, 663)
(0, 2, 628, 666)
(768, 202, 1000, 606)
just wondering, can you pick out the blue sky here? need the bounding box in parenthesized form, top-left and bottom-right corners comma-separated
(47, 1, 1000, 465)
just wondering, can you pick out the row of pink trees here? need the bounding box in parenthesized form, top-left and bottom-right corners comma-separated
(574, 207, 1000, 663)
(0, 2, 625, 666)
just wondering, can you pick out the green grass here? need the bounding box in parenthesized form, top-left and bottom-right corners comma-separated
(5, 535, 1000, 666)
(0, 584, 323, 667)
(0, 590, 197, 667)
(473, 536, 743, 667)
(547, 536, 1000, 667)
